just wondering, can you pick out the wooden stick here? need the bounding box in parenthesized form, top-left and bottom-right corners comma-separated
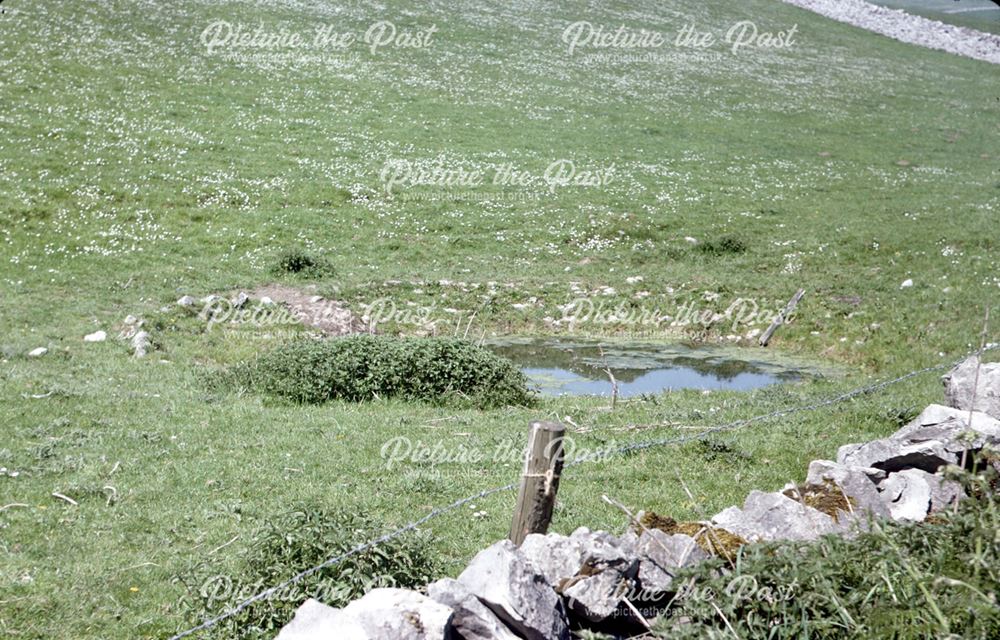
(509, 421, 566, 545)
(759, 288, 805, 347)
(51, 492, 78, 506)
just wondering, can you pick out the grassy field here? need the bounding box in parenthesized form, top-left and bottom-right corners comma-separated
(1, 0, 998, 638)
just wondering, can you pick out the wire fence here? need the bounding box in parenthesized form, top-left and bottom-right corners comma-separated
(169, 344, 998, 639)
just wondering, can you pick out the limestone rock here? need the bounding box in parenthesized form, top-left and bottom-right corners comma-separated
(892, 404, 1000, 452)
(520, 527, 640, 625)
(806, 460, 889, 519)
(28, 347, 48, 358)
(925, 471, 965, 513)
(561, 567, 637, 626)
(634, 528, 707, 592)
(457, 540, 569, 640)
(836, 438, 957, 474)
(427, 578, 519, 640)
(131, 331, 151, 358)
(519, 527, 631, 589)
(275, 599, 366, 640)
(712, 490, 843, 542)
(878, 469, 932, 522)
(340, 588, 454, 640)
(177, 295, 197, 307)
(943, 356, 1000, 419)
(84, 330, 107, 343)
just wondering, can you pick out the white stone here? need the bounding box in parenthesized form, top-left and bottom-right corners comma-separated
(943, 357, 1000, 420)
(341, 588, 453, 639)
(712, 490, 843, 542)
(83, 331, 107, 343)
(879, 470, 932, 522)
(427, 578, 519, 640)
(458, 540, 570, 640)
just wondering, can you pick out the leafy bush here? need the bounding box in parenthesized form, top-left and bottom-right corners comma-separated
(652, 470, 1000, 639)
(270, 250, 334, 277)
(178, 506, 441, 640)
(225, 335, 535, 408)
(698, 235, 747, 256)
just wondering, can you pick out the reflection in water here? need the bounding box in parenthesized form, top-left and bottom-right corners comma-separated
(487, 338, 823, 397)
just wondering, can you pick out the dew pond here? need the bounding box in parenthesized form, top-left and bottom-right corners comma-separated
(486, 337, 839, 397)
(869, 0, 1000, 34)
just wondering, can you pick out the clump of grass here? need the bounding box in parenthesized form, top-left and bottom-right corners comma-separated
(178, 506, 441, 640)
(653, 470, 1000, 639)
(782, 480, 856, 518)
(223, 335, 535, 408)
(697, 235, 747, 256)
(270, 250, 334, 277)
(636, 511, 748, 561)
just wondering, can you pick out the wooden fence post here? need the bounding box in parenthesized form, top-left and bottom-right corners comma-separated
(759, 288, 806, 347)
(509, 421, 566, 545)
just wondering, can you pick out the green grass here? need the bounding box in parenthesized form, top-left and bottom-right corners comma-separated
(0, 0, 998, 638)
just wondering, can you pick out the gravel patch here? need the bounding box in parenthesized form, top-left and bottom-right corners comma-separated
(779, 0, 1000, 63)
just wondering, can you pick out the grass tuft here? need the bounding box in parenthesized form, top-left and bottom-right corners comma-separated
(270, 250, 335, 278)
(652, 470, 1000, 639)
(177, 505, 441, 640)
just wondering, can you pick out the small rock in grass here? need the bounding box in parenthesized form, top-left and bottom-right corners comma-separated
(900, 279, 914, 288)
(177, 295, 196, 307)
(132, 331, 151, 358)
(84, 331, 107, 343)
(28, 347, 48, 357)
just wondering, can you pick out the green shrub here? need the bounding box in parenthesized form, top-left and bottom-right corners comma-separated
(698, 235, 747, 256)
(270, 250, 334, 277)
(178, 506, 441, 640)
(652, 470, 1000, 639)
(225, 335, 535, 408)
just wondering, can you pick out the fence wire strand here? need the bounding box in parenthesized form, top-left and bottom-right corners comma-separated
(170, 344, 997, 639)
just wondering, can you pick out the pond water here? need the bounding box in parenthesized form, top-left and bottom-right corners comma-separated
(868, 0, 1000, 34)
(487, 338, 834, 397)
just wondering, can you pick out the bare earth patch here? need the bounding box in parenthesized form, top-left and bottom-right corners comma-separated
(250, 284, 367, 336)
